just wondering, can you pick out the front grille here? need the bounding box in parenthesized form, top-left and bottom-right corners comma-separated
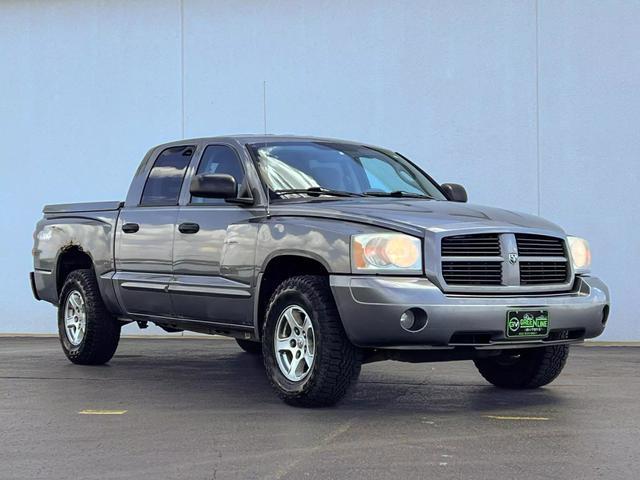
(520, 261, 569, 285)
(516, 234, 565, 256)
(439, 232, 571, 290)
(441, 234, 500, 257)
(442, 261, 502, 285)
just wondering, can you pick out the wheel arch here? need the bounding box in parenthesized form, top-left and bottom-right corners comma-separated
(55, 246, 95, 295)
(254, 254, 331, 338)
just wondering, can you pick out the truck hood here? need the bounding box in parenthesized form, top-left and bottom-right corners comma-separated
(270, 199, 565, 236)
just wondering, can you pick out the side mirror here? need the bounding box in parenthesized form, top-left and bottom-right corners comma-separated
(190, 173, 237, 199)
(441, 183, 468, 203)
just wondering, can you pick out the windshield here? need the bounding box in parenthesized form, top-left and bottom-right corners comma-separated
(248, 141, 446, 200)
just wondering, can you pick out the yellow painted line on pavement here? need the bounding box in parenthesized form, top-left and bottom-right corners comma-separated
(78, 409, 128, 415)
(484, 415, 549, 421)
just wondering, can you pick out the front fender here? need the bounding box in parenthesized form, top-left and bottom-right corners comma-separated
(252, 217, 412, 339)
(255, 217, 385, 274)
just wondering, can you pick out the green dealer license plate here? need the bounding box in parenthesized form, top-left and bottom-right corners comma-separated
(506, 310, 549, 338)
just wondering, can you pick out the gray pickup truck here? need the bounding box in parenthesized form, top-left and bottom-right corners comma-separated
(32, 135, 610, 406)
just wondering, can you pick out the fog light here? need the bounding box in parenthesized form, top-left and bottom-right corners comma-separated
(399, 308, 429, 332)
(400, 310, 416, 330)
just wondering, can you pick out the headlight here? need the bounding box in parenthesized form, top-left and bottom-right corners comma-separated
(352, 233, 422, 273)
(567, 236, 591, 274)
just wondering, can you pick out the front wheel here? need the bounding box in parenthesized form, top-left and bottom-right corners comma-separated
(474, 345, 570, 389)
(262, 275, 361, 407)
(58, 269, 120, 365)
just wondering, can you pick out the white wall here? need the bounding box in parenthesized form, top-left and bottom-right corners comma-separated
(1, 0, 637, 339)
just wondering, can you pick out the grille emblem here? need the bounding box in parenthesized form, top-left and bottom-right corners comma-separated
(508, 253, 519, 264)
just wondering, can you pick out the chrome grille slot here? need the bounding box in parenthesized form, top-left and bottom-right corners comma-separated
(520, 261, 569, 285)
(442, 261, 502, 285)
(441, 234, 500, 257)
(516, 234, 565, 256)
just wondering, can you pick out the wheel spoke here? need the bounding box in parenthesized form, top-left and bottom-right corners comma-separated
(289, 354, 302, 377)
(283, 310, 298, 333)
(276, 337, 292, 353)
(292, 309, 305, 328)
(303, 350, 314, 369)
(69, 294, 81, 310)
(68, 326, 77, 343)
(302, 315, 312, 334)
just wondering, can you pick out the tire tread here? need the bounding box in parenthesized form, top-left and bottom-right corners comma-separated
(474, 344, 569, 389)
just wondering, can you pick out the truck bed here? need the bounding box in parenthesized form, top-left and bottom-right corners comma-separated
(34, 201, 123, 305)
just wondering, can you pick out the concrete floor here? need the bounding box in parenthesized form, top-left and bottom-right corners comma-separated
(1, 337, 638, 480)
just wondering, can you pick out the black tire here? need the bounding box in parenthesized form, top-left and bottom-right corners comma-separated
(262, 275, 361, 407)
(58, 269, 120, 365)
(474, 345, 570, 389)
(235, 338, 262, 354)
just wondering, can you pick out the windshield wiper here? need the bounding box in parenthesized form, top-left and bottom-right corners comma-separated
(363, 190, 434, 199)
(274, 187, 364, 198)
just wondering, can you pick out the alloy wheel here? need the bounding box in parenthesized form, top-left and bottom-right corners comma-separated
(64, 290, 86, 346)
(274, 305, 316, 381)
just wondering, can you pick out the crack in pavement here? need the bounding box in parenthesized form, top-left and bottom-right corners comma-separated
(268, 420, 354, 480)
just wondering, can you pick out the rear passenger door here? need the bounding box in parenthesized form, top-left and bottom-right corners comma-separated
(170, 144, 261, 327)
(114, 145, 195, 318)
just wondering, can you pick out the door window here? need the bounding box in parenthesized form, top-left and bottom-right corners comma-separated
(140, 146, 194, 206)
(191, 145, 246, 204)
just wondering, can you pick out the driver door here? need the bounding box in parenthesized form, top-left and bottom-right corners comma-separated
(170, 144, 261, 326)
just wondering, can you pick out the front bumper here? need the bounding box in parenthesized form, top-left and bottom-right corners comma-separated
(330, 275, 610, 349)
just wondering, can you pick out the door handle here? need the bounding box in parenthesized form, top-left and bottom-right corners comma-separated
(122, 223, 139, 233)
(178, 222, 200, 234)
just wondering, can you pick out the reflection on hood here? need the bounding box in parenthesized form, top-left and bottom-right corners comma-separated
(270, 198, 564, 235)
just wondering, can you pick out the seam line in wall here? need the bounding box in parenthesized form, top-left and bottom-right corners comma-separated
(535, 0, 541, 216)
(180, 0, 185, 139)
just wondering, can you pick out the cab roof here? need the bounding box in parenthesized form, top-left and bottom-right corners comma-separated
(153, 134, 375, 150)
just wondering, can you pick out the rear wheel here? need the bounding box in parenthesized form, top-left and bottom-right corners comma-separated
(262, 275, 361, 407)
(235, 338, 262, 354)
(58, 269, 120, 365)
(474, 345, 570, 389)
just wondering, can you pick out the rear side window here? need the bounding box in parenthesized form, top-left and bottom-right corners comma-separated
(191, 145, 245, 204)
(140, 146, 195, 206)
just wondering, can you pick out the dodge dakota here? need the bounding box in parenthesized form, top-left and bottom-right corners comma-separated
(31, 135, 610, 406)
